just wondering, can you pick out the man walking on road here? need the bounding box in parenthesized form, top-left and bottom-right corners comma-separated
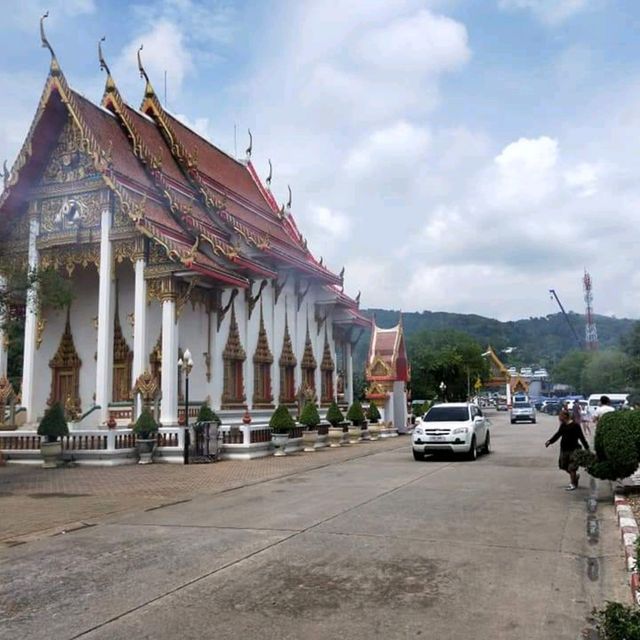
(593, 395, 614, 428)
(545, 409, 590, 491)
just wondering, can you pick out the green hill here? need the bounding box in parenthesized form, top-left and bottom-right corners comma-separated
(354, 309, 636, 373)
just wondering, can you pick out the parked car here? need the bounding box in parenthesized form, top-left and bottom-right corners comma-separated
(496, 398, 508, 411)
(510, 401, 536, 424)
(541, 401, 561, 415)
(411, 403, 490, 461)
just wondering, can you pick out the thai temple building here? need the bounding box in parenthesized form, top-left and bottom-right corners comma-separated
(0, 21, 368, 435)
(364, 316, 410, 433)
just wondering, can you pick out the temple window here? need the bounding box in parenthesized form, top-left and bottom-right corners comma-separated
(222, 304, 246, 408)
(320, 330, 335, 404)
(252, 306, 273, 407)
(301, 324, 316, 393)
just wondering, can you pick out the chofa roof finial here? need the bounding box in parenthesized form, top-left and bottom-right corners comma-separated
(266, 159, 272, 188)
(246, 129, 252, 159)
(137, 44, 155, 99)
(40, 12, 61, 76)
(98, 36, 116, 93)
(286, 185, 292, 209)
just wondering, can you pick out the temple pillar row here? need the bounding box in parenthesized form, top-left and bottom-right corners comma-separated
(160, 291, 178, 425)
(22, 212, 39, 423)
(132, 257, 147, 385)
(95, 207, 114, 424)
(345, 341, 354, 406)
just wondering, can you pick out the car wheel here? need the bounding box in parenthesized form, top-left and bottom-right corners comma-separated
(466, 436, 477, 461)
(532, 419, 537, 424)
(484, 431, 491, 454)
(413, 450, 425, 461)
(510, 420, 515, 424)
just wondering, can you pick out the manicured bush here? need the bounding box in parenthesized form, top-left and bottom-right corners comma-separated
(37, 403, 69, 442)
(346, 400, 366, 426)
(299, 401, 320, 429)
(196, 401, 220, 425)
(269, 404, 296, 433)
(577, 411, 640, 481)
(367, 401, 381, 424)
(326, 401, 344, 427)
(593, 601, 640, 639)
(133, 408, 159, 439)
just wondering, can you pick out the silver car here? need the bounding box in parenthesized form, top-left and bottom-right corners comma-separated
(510, 401, 536, 424)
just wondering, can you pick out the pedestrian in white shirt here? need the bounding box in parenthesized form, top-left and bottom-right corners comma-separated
(593, 395, 615, 428)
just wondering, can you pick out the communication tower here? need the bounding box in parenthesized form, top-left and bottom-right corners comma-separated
(583, 270, 598, 350)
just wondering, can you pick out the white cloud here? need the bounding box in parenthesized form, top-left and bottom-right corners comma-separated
(564, 162, 600, 197)
(114, 20, 193, 96)
(498, 0, 591, 25)
(309, 205, 352, 238)
(354, 9, 470, 75)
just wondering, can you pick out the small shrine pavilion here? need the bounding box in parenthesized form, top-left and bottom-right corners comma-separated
(365, 316, 410, 433)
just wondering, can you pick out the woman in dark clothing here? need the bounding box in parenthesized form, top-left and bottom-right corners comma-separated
(545, 409, 590, 491)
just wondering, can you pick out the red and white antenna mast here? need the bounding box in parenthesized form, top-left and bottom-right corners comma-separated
(583, 269, 598, 350)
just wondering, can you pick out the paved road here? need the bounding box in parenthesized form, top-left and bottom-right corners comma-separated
(0, 411, 629, 639)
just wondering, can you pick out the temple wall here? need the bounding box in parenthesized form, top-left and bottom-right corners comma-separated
(178, 299, 209, 406)
(146, 299, 162, 370)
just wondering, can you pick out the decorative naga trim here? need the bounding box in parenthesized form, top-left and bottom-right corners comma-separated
(315, 304, 327, 336)
(246, 279, 267, 320)
(217, 288, 238, 332)
(295, 278, 311, 312)
(175, 279, 197, 322)
(273, 272, 289, 305)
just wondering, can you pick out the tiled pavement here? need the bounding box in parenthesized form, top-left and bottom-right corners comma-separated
(0, 437, 406, 544)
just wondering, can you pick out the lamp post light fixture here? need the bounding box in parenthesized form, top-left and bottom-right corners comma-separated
(178, 348, 194, 428)
(439, 381, 447, 402)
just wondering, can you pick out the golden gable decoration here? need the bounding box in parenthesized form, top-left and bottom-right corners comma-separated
(320, 330, 335, 372)
(301, 323, 316, 371)
(48, 308, 82, 418)
(253, 304, 273, 365)
(223, 303, 246, 362)
(279, 310, 297, 368)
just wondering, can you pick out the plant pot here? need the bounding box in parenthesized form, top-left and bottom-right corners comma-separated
(302, 429, 319, 452)
(328, 425, 343, 447)
(272, 431, 289, 456)
(348, 424, 362, 444)
(40, 440, 63, 468)
(136, 438, 156, 464)
(368, 422, 381, 441)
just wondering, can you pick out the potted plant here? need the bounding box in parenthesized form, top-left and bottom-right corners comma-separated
(326, 401, 344, 447)
(133, 408, 159, 464)
(38, 402, 69, 468)
(346, 400, 366, 443)
(269, 404, 296, 456)
(367, 401, 382, 441)
(299, 401, 321, 452)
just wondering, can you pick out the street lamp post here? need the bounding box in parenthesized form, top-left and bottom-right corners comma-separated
(439, 381, 447, 402)
(178, 349, 194, 464)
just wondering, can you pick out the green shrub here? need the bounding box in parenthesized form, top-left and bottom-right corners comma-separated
(326, 401, 344, 427)
(367, 401, 381, 423)
(593, 601, 640, 639)
(37, 403, 69, 442)
(133, 408, 159, 439)
(196, 401, 220, 425)
(578, 411, 640, 481)
(269, 405, 296, 433)
(299, 401, 320, 429)
(346, 400, 366, 426)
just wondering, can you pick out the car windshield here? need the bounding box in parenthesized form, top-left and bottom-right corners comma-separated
(424, 407, 469, 422)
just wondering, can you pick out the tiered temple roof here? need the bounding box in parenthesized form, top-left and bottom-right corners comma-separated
(0, 23, 367, 328)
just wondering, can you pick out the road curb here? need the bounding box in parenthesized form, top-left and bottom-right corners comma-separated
(614, 494, 640, 604)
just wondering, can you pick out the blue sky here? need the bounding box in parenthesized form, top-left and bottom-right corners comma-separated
(2, 0, 640, 321)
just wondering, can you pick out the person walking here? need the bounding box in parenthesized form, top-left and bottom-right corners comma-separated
(593, 395, 614, 428)
(545, 409, 590, 491)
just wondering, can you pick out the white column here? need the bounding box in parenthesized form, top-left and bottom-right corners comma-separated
(160, 295, 178, 425)
(0, 274, 7, 377)
(22, 215, 39, 423)
(95, 207, 113, 424)
(132, 258, 147, 381)
(345, 341, 354, 405)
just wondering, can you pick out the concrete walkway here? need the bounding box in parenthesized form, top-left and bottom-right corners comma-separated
(0, 412, 630, 639)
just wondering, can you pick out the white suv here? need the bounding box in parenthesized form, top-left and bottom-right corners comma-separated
(412, 403, 490, 461)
